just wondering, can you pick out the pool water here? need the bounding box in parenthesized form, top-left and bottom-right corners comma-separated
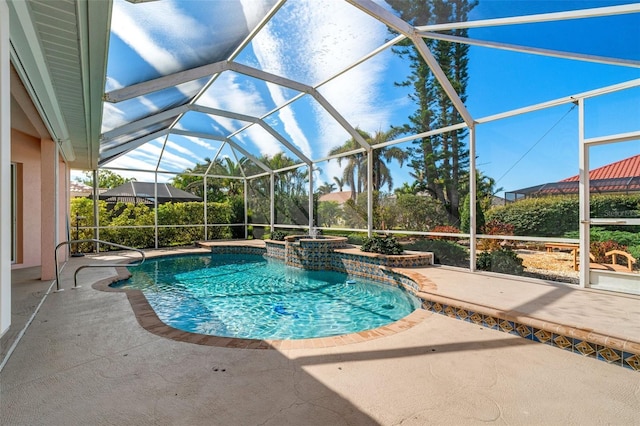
(113, 254, 419, 340)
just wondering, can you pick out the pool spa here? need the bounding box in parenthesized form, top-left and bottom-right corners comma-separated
(112, 253, 421, 340)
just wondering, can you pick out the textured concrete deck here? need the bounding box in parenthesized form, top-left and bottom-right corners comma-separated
(1, 245, 639, 425)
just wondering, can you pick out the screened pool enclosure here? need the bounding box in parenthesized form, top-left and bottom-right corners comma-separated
(72, 0, 639, 292)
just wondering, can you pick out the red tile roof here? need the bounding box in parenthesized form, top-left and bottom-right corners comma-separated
(562, 154, 640, 182)
(508, 154, 640, 197)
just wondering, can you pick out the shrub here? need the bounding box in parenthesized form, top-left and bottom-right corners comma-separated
(393, 193, 450, 231)
(628, 246, 640, 270)
(565, 227, 640, 247)
(361, 234, 404, 255)
(478, 219, 515, 251)
(476, 248, 524, 275)
(227, 195, 246, 238)
(486, 196, 578, 236)
(589, 240, 627, 263)
(460, 193, 485, 233)
(404, 239, 469, 267)
(346, 233, 367, 245)
(270, 230, 287, 241)
(486, 194, 640, 237)
(482, 219, 515, 236)
(431, 225, 461, 241)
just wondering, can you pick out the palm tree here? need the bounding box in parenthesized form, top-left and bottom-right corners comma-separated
(317, 182, 336, 195)
(333, 177, 345, 192)
(214, 156, 245, 196)
(328, 130, 366, 200)
(329, 128, 408, 198)
(171, 157, 213, 198)
(369, 128, 408, 192)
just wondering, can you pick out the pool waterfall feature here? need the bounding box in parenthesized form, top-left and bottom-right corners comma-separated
(283, 235, 349, 270)
(207, 236, 433, 295)
(262, 235, 433, 287)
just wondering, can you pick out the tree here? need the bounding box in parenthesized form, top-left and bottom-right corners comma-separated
(333, 177, 345, 192)
(369, 129, 408, 192)
(460, 192, 485, 234)
(317, 182, 336, 195)
(388, 0, 477, 224)
(242, 152, 311, 226)
(458, 169, 503, 213)
(328, 132, 365, 199)
(172, 158, 217, 200)
(172, 157, 248, 202)
(317, 201, 342, 227)
(78, 170, 134, 189)
(329, 127, 408, 198)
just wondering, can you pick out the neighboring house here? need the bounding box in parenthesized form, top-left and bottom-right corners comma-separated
(97, 182, 202, 206)
(318, 191, 353, 205)
(70, 181, 93, 198)
(506, 154, 640, 201)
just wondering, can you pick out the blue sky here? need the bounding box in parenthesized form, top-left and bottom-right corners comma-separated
(465, 1, 640, 194)
(84, 0, 640, 197)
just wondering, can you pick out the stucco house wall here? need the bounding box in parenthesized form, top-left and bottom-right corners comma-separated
(11, 129, 41, 269)
(10, 128, 69, 279)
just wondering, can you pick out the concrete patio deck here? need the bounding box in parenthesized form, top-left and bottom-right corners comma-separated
(1, 244, 639, 425)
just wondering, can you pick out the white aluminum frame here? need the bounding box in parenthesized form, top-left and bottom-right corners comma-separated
(85, 1, 640, 291)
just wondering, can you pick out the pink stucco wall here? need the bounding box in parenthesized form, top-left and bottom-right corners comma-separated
(11, 129, 41, 269)
(11, 130, 68, 277)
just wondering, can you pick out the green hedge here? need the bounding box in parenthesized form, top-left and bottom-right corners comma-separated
(403, 239, 469, 267)
(70, 199, 239, 250)
(487, 194, 640, 237)
(565, 227, 640, 269)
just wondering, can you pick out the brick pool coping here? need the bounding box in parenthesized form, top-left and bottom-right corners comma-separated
(92, 246, 640, 370)
(92, 249, 430, 349)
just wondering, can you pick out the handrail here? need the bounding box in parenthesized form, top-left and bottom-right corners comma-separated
(54, 239, 145, 291)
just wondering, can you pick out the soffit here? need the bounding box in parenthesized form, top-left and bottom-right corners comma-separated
(8, 0, 111, 169)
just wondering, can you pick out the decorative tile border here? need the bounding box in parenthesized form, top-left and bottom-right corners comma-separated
(407, 274, 640, 372)
(210, 246, 266, 256)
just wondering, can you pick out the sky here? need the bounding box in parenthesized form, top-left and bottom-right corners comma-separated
(74, 0, 640, 197)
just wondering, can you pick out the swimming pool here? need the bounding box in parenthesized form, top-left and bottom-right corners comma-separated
(112, 254, 420, 340)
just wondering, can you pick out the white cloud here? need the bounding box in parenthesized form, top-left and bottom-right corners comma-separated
(103, 156, 157, 177)
(105, 76, 123, 93)
(182, 135, 218, 151)
(248, 0, 391, 159)
(235, 125, 281, 158)
(199, 72, 268, 119)
(101, 102, 129, 133)
(250, 25, 312, 158)
(164, 140, 201, 163)
(137, 96, 160, 114)
(137, 142, 196, 172)
(238, 0, 277, 28)
(111, 0, 184, 75)
(196, 73, 287, 157)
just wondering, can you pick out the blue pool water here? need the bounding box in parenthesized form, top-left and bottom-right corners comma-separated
(113, 254, 419, 340)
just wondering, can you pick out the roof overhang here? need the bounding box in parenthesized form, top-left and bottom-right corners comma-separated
(8, 0, 111, 169)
